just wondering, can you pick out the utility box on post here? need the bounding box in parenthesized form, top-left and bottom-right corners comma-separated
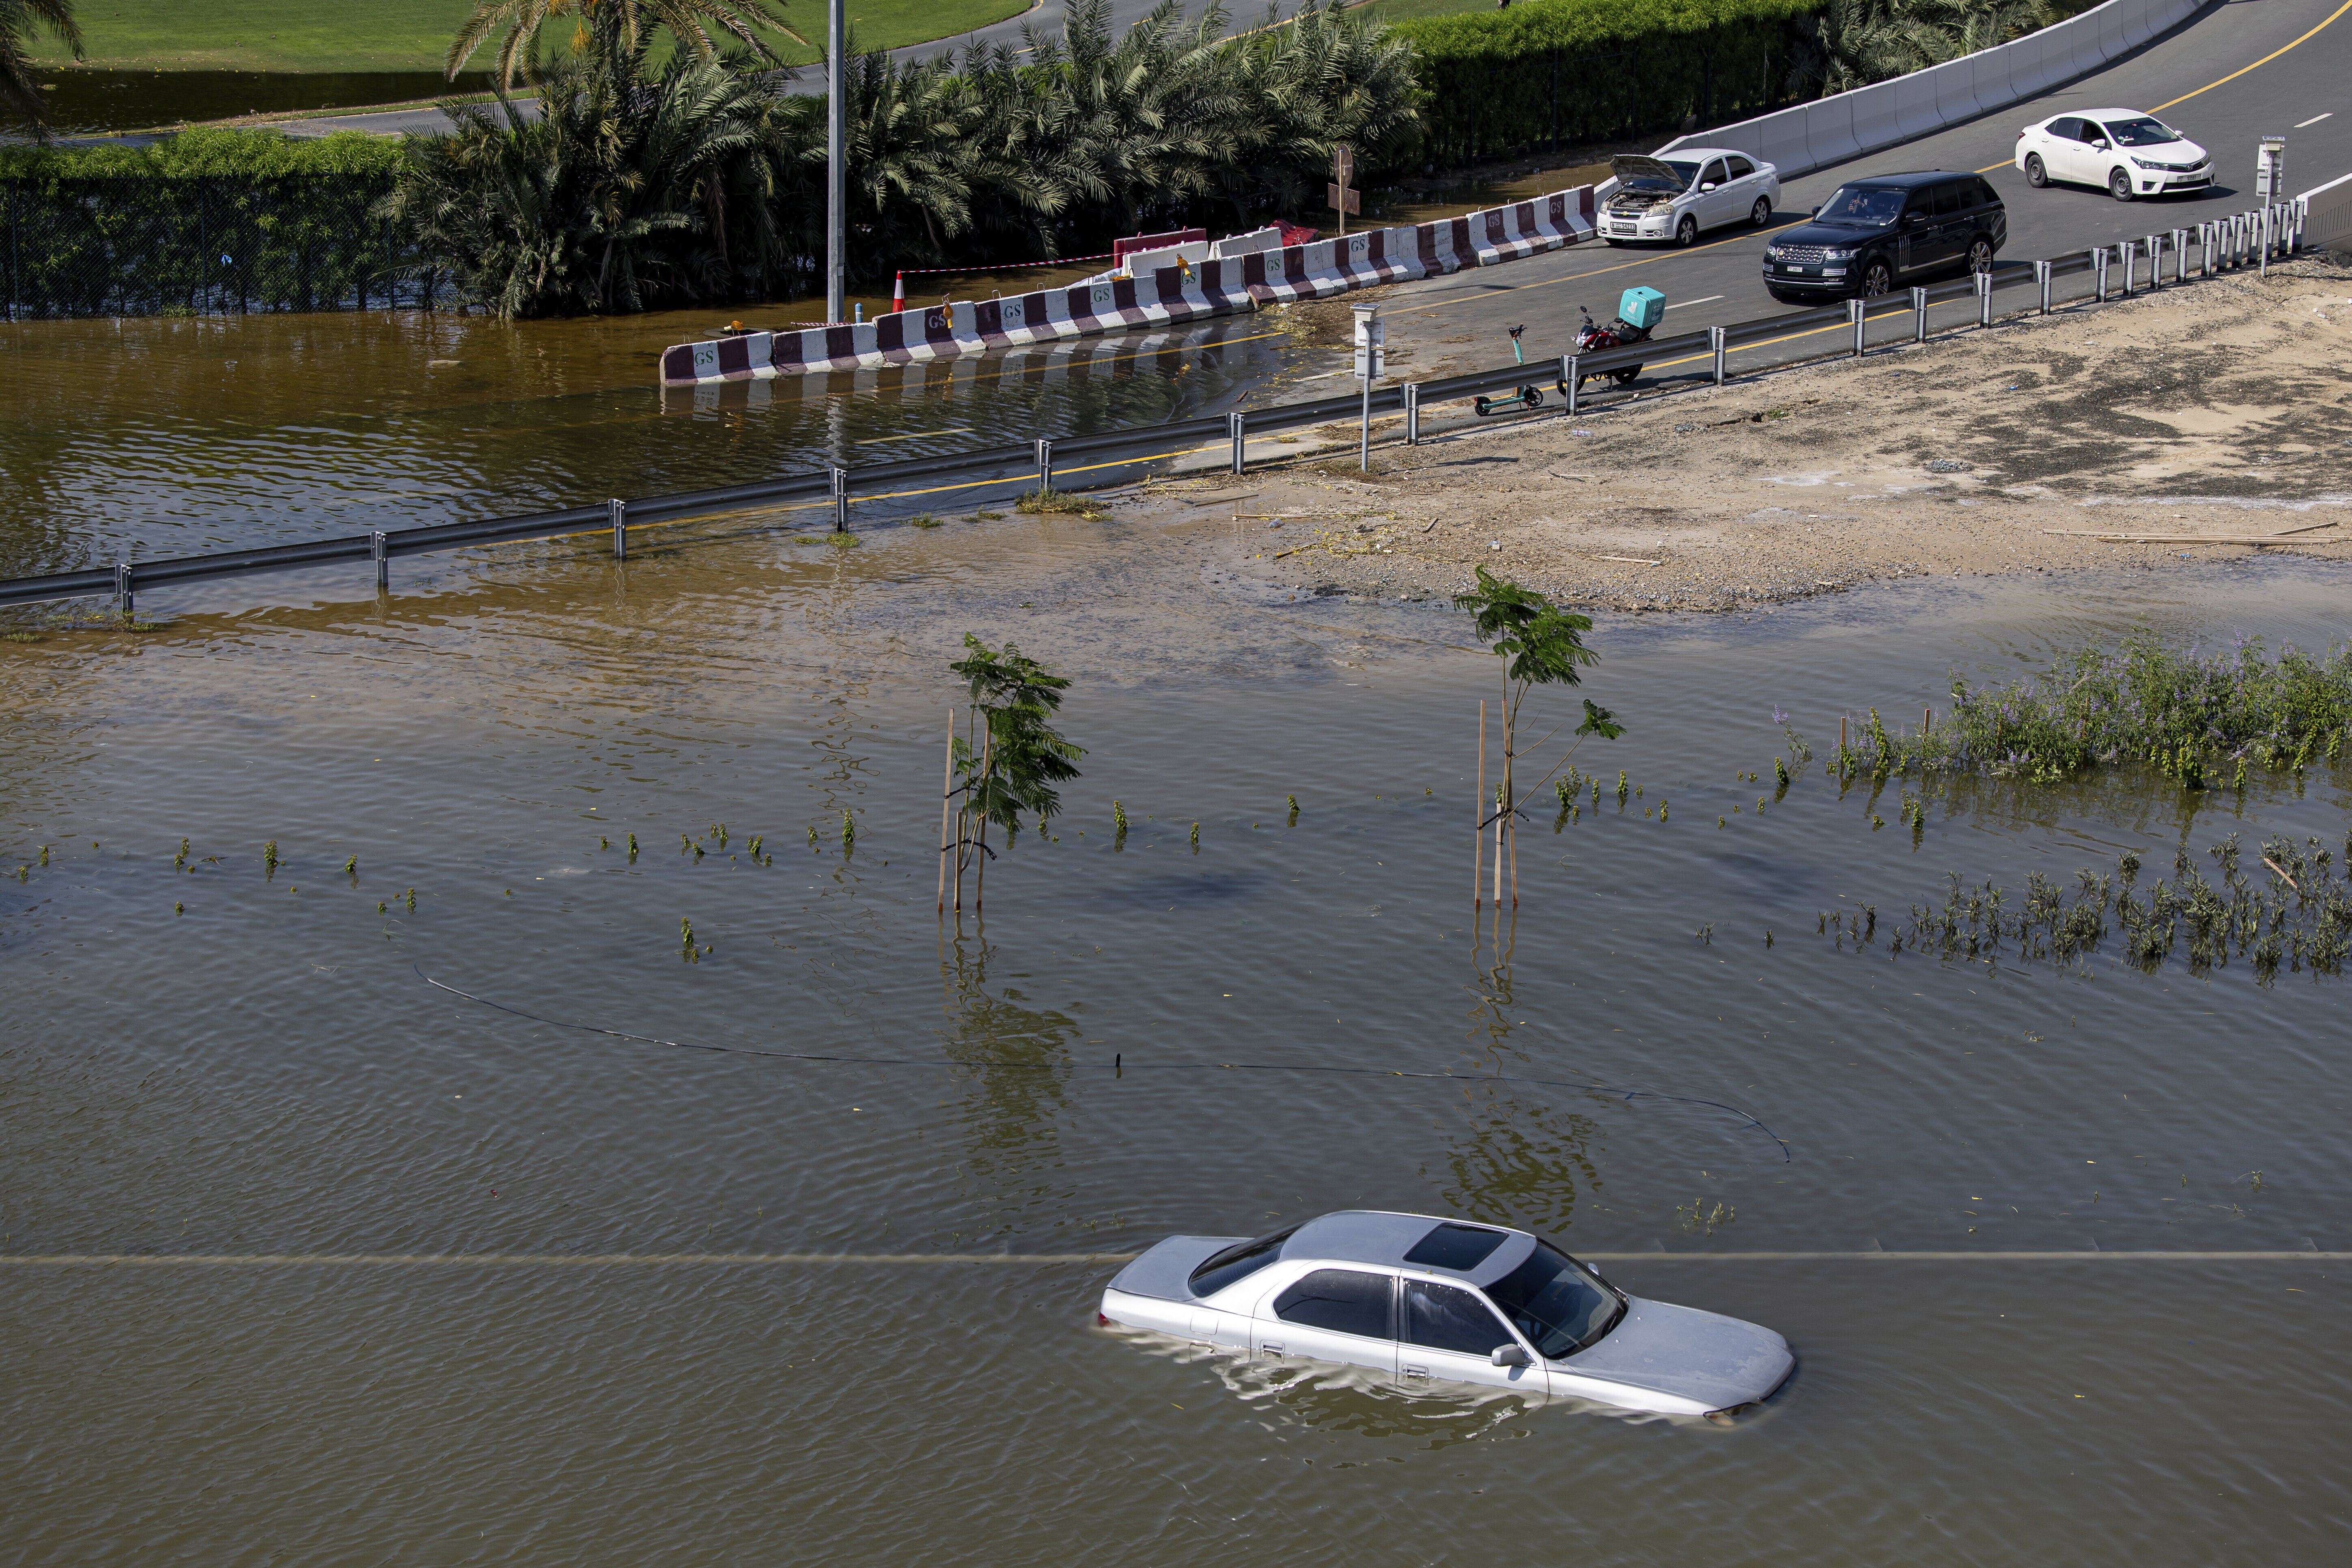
(1618, 286, 1667, 331)
(2256, 137, 2286, 202)
(1352, 304, 1385, 381)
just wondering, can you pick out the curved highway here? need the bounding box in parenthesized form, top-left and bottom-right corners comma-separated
(1364, 0, 2352, 394)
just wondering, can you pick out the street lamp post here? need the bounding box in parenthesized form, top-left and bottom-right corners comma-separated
(827, 0, 846, 324)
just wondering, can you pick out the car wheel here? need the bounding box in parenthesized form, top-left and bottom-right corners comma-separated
(1861, 257, 1894, 297)
(1612, 366, 1641, 386)
(1750, 196, 1772, 227)
(1675, 214, 1699, 248)
(1966, 237, 1994, 274)
(2025, 153, 2047, 188)
(2109, 167, 2134, 202)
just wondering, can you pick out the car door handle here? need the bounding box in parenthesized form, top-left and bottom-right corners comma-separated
(1258, 1341, 1283, 1356)
(1401, 1364, 1430, 1379)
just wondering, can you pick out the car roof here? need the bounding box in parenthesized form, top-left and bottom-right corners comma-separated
(1668, 147, 1764, 161)
(1285, 1209, 1538, 1287)
(1837, 170, 1975, 188)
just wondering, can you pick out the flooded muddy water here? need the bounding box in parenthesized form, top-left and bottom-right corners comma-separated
(0, 306, 1307, 581)
(2, 504, 2346, 1562)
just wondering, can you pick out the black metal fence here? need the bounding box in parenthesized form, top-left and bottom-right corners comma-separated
(1, 175, 452, 320)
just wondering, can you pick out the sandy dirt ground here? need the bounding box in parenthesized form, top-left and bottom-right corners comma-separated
(1120, 259, 2352, 616)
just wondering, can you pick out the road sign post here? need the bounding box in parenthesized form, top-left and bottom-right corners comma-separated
(1353, 304, 1384, 472)
(1328, 144, 1359, 237)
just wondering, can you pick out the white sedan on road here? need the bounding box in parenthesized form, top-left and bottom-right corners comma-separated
(1101, 1210, 1794, 1418)
(2016, 110, 2213, 200)
(1598, 151, 1782, 247)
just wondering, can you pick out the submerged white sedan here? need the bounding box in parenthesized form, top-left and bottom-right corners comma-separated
(1598, 151, 1781, 248)
(1100, 1210, 1793, 1417)
(2016, 110, 2212, 201)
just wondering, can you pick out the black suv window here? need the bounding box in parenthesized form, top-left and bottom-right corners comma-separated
(1273, 1269, 1394, 1338)
(1974, 177, 2001, 208)
(1403, 1279, 1513, 1357)
(1188, 1224, 1298, 1298)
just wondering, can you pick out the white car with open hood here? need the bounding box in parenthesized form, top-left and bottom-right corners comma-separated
(1099, 1210, 1793, 1418)
(2015, 110, 2212, 201)
(1598, 151, 1781, 248)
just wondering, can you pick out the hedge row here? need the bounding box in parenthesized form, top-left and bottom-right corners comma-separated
(1388, 0, 1831, 166)
(0, 127, 408, 183)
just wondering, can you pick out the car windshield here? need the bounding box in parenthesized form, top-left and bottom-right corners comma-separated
(1481, 1241, 1624, 1359)
(1815, 185, 1906, 226)
(2103, 116, 2182, 146)
(1187, 1223, 1298, 1298)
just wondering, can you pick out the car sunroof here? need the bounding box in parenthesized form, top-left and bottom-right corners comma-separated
(1402, 1222, 1507, 1271)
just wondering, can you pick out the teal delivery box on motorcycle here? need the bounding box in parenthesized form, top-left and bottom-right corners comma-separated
(1618, 286, 1666, 330)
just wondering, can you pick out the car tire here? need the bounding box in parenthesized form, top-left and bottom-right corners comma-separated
(1861, 257, 1894, 297)
(1675, 214, 1699, 248)
(1966, 237, 1994, 274)
(2109, 167, 2135, 202)
(2025, 153, 2047, 188)
(1750, 196, 1772, 227)
(1612, 366, 1641, 386)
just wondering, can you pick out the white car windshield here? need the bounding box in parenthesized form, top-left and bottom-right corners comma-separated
(1482, 1241, 1623, 1359)
(1814, 185, 1906, 226)
(2102, 116, 2182, 146)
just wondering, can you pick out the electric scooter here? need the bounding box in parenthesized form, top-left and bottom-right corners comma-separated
(1473, 325, 1546, 416)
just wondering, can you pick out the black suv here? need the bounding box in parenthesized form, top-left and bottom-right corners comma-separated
(1761, 170, 2007, 302)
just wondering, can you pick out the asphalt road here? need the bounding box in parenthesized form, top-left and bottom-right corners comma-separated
(1370, 0, 2352, 391)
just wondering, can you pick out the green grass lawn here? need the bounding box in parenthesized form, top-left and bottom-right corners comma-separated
(1355, 0, 1516, 22)
(32, 0, 1033, 73)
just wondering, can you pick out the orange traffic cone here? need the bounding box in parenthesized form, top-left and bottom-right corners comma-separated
(891, 272, 906, 314)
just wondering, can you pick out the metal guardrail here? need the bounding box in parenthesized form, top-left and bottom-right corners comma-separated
(0, 199, 2312, 612)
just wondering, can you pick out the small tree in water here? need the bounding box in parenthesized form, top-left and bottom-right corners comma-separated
(1454, 567, 1622, 905)
(948, 634, 1084, 910)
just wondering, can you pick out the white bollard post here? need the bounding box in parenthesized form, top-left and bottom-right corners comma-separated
(1403, 385, 1420, 446)
(1976, 267, 1993, 327)
(1848, 297, 1866, 355)
(2094, 248, 2110, 302)
(2119, 240, 2136, 295)
(1228, 411, 1246, 472)
(2036, 258, 2053, 314)
(1910, 285, 1928, 342)
(1711, 324, 1727, 385)
(1034, 438, 1052, 497)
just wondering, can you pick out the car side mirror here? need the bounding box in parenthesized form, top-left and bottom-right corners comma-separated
(2093, 140, 2110, 151)
(1905, 211, 1926, 225)
(1490, 1344, 1532, 1368)
(1699, 182, 1718, 192)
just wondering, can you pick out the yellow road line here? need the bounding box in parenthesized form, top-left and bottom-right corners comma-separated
(2150, 0, 2352, 110)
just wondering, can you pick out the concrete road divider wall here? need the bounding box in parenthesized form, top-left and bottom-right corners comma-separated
(1657, 0, 2212, 182)
(659, 185, 1596, 385)
(2301, 172, 2352, 250)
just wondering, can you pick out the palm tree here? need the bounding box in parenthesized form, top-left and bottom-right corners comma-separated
(0, 0, 82, 140)
(446, 0, 807, 88)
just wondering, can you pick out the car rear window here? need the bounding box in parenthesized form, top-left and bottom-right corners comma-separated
(1187, 1223, 1298, 1299)
(1727, 155, 1755, 179)
(1402, 1221, 1508, 1271)
(1273, 1269, 1394, 1339)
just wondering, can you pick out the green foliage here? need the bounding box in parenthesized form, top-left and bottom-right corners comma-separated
(447, 0, 807, 88)
(1851, 634, 2352, 786)
(1390, 0, 1825, 164)
(1, 0, 81, 138)
(1786, 0, 2062, 96)
(386, 13, 803, 314)
(950, 633, 1085, 839)
(0, 127, 404, 179)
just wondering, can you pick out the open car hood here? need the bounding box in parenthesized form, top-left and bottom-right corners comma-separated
(1611, 154, 1686, 188)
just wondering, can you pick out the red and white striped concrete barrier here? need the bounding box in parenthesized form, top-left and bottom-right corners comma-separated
(659, 185, 1595, 383)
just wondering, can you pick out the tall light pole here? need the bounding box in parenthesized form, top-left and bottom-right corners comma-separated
(826, 0, 846, 323)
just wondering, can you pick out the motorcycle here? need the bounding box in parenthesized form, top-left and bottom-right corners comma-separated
(1569, 304, 1650, 389)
